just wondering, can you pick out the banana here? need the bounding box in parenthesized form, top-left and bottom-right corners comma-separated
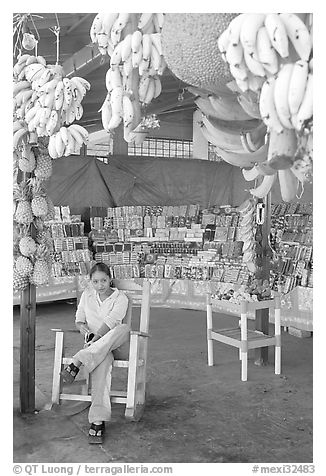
(139, 58, 150, 76)
(43, 90, 55, 109)
(38, 107, 51, 127)
(13, 127, 28, 149)
(24, 104, 40, 124)
(256, 161, 278, 176)
(59, 126, 69, 146)
(24, 63, 46, 83)
(256, 26, 279, 75)
(13, 120, 25, 133)
(90, 13, 104, 43)
(203, 116, 247, 151)
(75, 103, 84, 121)
(15, 89, 33, 107)
(210, 141, 268, 168)
(111, 27, 121, 47)
(17, 53, 30, 65)
(138, 13, 153, 30)
(73, 76, 90, 91)
(267, 128, 297, 170)
(54, 80, 64, 110)
(250, 174, 276, 198)
(217, 28, 231, 56)
(101, 96, 113, 131)
(229, 58, 249, 82)
(54, 131, 64, 156)
(65, 128, 76, 155)
(264, 13, 289, 58)
(121, 34, 132, 62)
(123, 55, 133, 77)
(259, 77, 284, 133)
(123, 95, 134, 127)
(242, 165, 260, 181)
(70, 77, 86, 101)
(143, 78, 156, 105)
(132, 47, 143, 68)
(208, 94, 253, 121)
(240, 132, 256, 153)
(153, 76, 162, 98)
(70, 124, 89, 142)
(279, 13, 312, 61)
(110, 42, 123, 69)
(38, 77, 60, 95)
(150, 33, 163, 56)
(63, 78, 73, 107)
(108, 114, 122, 130)
(225, 41, 244, 67)
(155, 13, 165, 30)
(110, 67, 123, 89)
(46, 110, 59, 136)
(288, 60, 309, 117)
(150, 42, 162, 71)
(36, 56, 47, 66)
(157, 56, 167, 75)
(278, 168, 298, 202)
(115, 13, 130, 32)
(235, 78, 249, 92)
(138, 75, 151, 103)
(295, 73, 313, 130)
(132, 30, 143, 53)
(237, 92, 261, 119)
(67, 125, 84, 146)
(34, 68, 52, 91)
(142, 34, 152, 62)
(96, 32, 109, 48)
(13, 80, 31, 97)
(273, 63, 294, 129)
(239, 13, 266, 55)
(243, 48, 266, 77)
(102, 13, 119, 36)
(110, 86, 123, 117)
(48, 134, 58, 158)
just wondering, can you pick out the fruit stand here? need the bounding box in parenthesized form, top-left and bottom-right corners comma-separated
(13, 13, 313, 412)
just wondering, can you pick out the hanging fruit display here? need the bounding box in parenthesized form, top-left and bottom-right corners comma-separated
(89, 13, 166, 144)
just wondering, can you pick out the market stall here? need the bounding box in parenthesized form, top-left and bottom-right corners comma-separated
(13, 12, 313, 414)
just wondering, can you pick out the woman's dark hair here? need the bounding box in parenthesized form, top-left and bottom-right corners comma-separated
(89, 262, 111, 279)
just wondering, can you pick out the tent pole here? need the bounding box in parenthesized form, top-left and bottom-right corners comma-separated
(255, 192, 271, 365)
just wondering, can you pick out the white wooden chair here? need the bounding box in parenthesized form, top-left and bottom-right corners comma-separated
(50, 279, 151, 421)
(206, 294, 281, 381)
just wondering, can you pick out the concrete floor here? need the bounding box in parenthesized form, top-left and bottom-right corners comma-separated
(13, 300, 313, 463)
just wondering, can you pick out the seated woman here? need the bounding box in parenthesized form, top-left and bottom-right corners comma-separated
(61, 262, 130, 444)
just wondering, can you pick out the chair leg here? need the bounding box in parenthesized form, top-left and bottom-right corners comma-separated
(206, 300, 214, 366)
(125, 334, 140, 421)
(240, 309, 248, 382)
(274, 305, 281, 375)
(51, 331, 64, 405)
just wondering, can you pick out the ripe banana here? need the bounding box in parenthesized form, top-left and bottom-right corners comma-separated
(225, 42, 244, 67)
(267, 128, 297, 170)
(48, 134, 58, 158)
(132, 30, 143, 53)
(259, 77, 284, 133)
(150, 33, 163, 56)
(217, 28, 231, 56)
(288, 60, 309, 117)
(242, 165, 260, 181)
(123, 95, 134, 127)
(110, 42, 123, 69)
(13, 127, 28, 149)
(110, 86, 123, 117)
(256, 26, 279, 75)
(121, 34, 132, 62)
(143, 78, 156, 105)
(132, 47, 143, 68)
(142, 34, 152, 61)
(240, 13, 266, 54)
(264, 13, 289, 58)
(90, 13, 104, 43)
(54, 80, 64, 110)
(243, 48, 266, 77)
(138, 75, 151, 103)
(138, 13, 153, 30)
(250, 174, 276, 198)
(69, 124, 89, 143)
(153, 76, 162, 98)
(46, 110, 59, 136)
(279, 13, 312, 61)
(101, 96, 113, 132)
(278, 168, 298, 202)
(67, 125, 84, 146)
(108, 114, 122, 130)
(150, 42, 162, 71)
(295, 73, 313, 130)
(273, 63, 294, 129)
(101, 13, 119, 36)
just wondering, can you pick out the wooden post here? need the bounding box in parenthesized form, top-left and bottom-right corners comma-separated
(112, 124, 128, 155)
(20, 283, 36, 413)
(255, 193, 271, 365)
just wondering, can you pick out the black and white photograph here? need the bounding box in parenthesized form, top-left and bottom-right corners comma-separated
(9, 4, 320, 474)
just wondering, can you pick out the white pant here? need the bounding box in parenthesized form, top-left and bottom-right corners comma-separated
(74, 324, 130, 423)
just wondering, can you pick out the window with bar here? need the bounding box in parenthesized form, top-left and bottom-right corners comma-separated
(128, 137, 194, 159)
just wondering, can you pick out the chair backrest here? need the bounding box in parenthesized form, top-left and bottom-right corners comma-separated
(123, 296, 133, 328)
(113, 279, 151, 334)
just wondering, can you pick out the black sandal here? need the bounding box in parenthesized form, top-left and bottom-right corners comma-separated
(88, 422, 105, 444)
(60, 362, 80, 384)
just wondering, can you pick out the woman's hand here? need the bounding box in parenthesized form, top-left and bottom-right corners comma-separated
(84, 334, 101, 347)
(76, 322, 90, 336)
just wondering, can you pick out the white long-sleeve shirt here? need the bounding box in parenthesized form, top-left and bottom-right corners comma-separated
(75, 287, 129, 333)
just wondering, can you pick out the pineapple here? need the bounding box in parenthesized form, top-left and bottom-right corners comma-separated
(13, 268, 29, 292)
(34, 154, 52, 180)
(19, 236, 37, 257)
(18, 144, 36, 173)
(44, 195, 55, 221)
(15, 255, 33, 277)
(13, 181, 33, 225)
(30, 178, 48, 217)
(31, 244, 50, 285)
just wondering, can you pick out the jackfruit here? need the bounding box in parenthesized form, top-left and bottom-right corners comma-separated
(161, 13, 238, 95)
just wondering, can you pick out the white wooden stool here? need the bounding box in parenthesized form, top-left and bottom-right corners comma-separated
(50, 279, 151, 421)
(206, 295, 281, 381)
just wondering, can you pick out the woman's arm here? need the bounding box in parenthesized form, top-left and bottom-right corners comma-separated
(103, 292, 129, 329)
(75, 292, 90, 335)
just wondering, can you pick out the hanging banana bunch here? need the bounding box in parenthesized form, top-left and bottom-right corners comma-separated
(90, 13, 166, 144)
(13, 53, 90, 158)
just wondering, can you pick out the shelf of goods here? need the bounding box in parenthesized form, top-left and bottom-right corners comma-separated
(13, 206, 92, 305)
